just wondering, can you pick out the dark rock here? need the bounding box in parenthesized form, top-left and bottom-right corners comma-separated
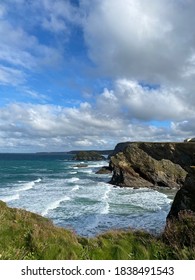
(73, 151, 106, 161)
(108, 142, 131, 158)
(95, 166, 112, 174)
(167, 167, 195, 219)
(109, 142, 188, 189)
(137, 142, 195, 172)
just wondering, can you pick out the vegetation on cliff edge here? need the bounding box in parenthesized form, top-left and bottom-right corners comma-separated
(0, 201, 195, 260)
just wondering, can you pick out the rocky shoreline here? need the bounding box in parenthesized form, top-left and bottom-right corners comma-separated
(107, 141, 195, 225)
(70, 141, 195, 217)
(71, 142, 195, 227)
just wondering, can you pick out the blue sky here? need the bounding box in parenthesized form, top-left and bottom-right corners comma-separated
(0, 0, 195, 152)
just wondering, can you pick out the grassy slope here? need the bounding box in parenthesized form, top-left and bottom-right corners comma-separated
(0, 201, 83, 260)
(0, 200, 195, 260)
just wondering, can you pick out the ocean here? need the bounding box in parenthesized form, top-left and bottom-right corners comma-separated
(0, 153, 175, 237)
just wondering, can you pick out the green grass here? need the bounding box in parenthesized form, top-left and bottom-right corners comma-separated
(0, 201, 83, 260)
(0, 201, 195, 260)
(78, 230, 170, 260)
(162, 210, 195, 259)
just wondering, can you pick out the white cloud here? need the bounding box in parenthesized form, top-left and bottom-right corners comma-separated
(0, 2, 65, 88)
(40, 0, 80, 32)
(0, 19, 62, 70)
(96, 79, 194, 122)
(0, 79, 190, 152)
(23, 89, 50, 102)
(82, 0, 195, 84)
(74, 139, 93, 147)
(171, 119, 195, 138)
(42, 16, 67, 33)
(0, 66, 25, 85)
(79, 0, 195, 145)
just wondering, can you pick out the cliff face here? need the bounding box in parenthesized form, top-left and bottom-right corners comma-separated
(109, 142, 195, 189)
(167, 167, 195, 219)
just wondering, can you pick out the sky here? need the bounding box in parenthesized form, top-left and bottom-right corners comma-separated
(0, 0, 195, 152)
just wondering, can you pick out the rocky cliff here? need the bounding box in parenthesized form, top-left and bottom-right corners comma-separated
(109, 142, 195, 189)
(73, 151, 106, 161)
(167, 166, 195, 219)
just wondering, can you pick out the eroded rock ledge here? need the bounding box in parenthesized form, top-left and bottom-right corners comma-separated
(109, 142, 195, 189)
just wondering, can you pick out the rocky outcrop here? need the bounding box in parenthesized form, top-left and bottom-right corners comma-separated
(108, 142, 131, 158)
(133, 142, 195, 172)
(73, 151, 106, 161)
(95, 166, 112, 174)
(109, 142, 194, 189)
(167, 167, 195, 219)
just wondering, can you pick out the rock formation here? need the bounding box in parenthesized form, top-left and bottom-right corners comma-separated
(73, 151, 106, 161)
(108, 142, 131, 158)
(109, 142, 195, 189)
(95, 166, 112, 174)
(167, 166, 195, 219)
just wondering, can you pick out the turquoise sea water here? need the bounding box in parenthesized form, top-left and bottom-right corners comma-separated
(0, 154, 174, 237)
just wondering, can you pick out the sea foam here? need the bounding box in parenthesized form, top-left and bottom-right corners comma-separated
(17, 178, 42, 192)
(42, 196, 71, 216)
(71, 185, 80, 192)
(100, 186, 112, 214)
(65, 177, 79, 183)
(2, 193, 20, 202)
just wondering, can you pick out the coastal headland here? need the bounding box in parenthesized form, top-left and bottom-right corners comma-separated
(108, 141, 195, 189)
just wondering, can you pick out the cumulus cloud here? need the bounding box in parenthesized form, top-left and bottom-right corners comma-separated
(171, 119, 195, 138)
(0, 102, 117, 151)
(79, 0, 195, 144)
(0, 78, 189, 152)
(96, 79, 195, 122)
(82, 0, 195, 84)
